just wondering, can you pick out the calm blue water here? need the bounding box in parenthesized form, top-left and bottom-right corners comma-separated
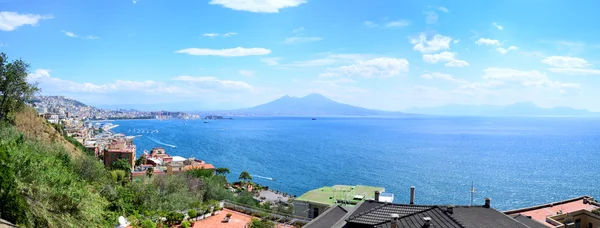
(111, 117, 600, 211)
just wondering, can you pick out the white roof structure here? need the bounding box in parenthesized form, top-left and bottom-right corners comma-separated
(379, 192, 395, 203)
(172, 156, 186, 163)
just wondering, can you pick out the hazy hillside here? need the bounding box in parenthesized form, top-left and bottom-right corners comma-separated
(406, 102, 599, 116)
(226, 93, 407, 116)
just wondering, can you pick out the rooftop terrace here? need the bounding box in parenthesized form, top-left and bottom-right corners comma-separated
(295, 185, 384, 206)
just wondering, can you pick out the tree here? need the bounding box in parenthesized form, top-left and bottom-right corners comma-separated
(135, 156, 147, 167)
(0, 52, 40, 123)
(146, 166, 154, 179)
(187, 209, 197, 219)
(111, 158, 132, 172)
(239, 171, 252, 183)
(185, 168, 214, 178)
(216, 167, 230, 176)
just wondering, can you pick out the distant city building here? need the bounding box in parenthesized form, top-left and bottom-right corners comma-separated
(104, 138, 136, 169)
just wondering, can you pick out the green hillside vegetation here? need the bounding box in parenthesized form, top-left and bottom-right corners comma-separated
(0, 52, 295, 227)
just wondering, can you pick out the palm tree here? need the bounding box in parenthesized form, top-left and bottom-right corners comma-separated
(146, 166, 154, 179)
(239, 171, 252, 184)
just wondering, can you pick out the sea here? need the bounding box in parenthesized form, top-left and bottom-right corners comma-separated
(111, 116, 600, 211)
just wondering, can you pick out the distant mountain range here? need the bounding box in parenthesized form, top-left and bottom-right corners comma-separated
(405, 102, 600, 117)
(219, 93, 408, 116)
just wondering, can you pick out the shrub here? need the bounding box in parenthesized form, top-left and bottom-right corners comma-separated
(141, 219, 156, 228)
(187, 209, 197, 218)
(181, 220, 191, 228)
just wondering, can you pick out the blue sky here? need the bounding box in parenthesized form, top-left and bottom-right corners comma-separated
(2, 0, 600, 111)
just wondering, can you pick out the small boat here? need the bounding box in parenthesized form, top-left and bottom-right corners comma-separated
(204, 120, 209, 123)
(312, 118, 316, 120)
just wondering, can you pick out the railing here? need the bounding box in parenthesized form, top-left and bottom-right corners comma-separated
(222, 200, 312, 225)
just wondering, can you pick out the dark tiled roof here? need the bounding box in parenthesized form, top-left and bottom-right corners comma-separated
(511, 214, 548, 228)
(337, 200, 533, 228)
(304, 205, 348, 228)
(376, 207, 463, 228)
(451, 207, 530, 228)
(346, 200, 433, 225)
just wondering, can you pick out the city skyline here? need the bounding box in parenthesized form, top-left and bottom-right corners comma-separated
(2, 0, 600, 111)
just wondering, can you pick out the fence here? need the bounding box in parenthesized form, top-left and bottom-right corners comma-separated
(222, 200, 312, 226)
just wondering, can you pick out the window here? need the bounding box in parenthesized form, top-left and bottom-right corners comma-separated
(313, 207, 319, 218)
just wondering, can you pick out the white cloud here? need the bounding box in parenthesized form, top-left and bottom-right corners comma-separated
(548, 68, 600, 75)
(209, 0, 306, 13)
(475, 38, 501, 46)
(496, 46, 518, 54)
(320, 57, 409, 78)
(409, 33, 453, 53)
(493, 22, 503, 30)
(261, 57, 281, 66)
(454, 39, 460, 44)
(271, 53, 372, 68)
(175, 47, 271, 57)
(203, 32, 237, 38)
(239, 70, 255, 77)
(172, 76, 252, 89)
(222, 32, 237, 37)
(385, 20, 411, 28)
(423, 11, 438, 24)
(364, 20, 410, 28)
(292, 27, 305, 33)
(283, 36, 322, 44)
(421, 72, 464, 83)
(482, 68, 580, 89)
(85, 35, 100, 40)
(422, 51, 469, 67)
(438, 7, 449, 13)
(62, 31, 78, 38)
(541, 56, 591, 68)
(0, 11, 53, 31)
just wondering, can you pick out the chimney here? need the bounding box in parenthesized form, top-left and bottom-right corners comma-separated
(423, 217, 431, 227)
(390, 214, 399, 228)
(410, 186, 415, 204)
(447, 206, 454, 214)
(484, 198, 491, 208)
(375, 191, 380, 202)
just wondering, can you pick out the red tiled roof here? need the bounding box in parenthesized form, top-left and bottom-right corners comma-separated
(505, 196, 599, 227)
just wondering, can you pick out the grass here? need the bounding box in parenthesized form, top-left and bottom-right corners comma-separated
(295, 185, 385, 206)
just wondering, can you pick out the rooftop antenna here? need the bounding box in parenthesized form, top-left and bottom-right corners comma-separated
(470, 182, 475, 206)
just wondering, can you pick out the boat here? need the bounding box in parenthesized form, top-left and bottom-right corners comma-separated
(204, 120, 209, 123)
(312, 118, 316, 120)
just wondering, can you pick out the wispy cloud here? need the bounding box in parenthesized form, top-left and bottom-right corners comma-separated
(261, 57, 281, 66)
(409, 33, 454, 53)
(209, 0, 307, 13)
(283, 36, 322, 44)
(423, 11, 438, 24)
(62, 31, 100, 40)
(62, 31, 78, 38)
(496, 46, 518, 54)
(283, 27, 322, 44)
(541, 56, 591, 68)
(475, 38, 501, 46)
(363, 20, 411, 28)
(292, 27, 305, 34)
(320, 57, 410, 78)
(175, 47, 271, 57)
(239, 70, 255, 77)
(422, 52, 469, 67)
(0, 11, 53, 31)
(438, 6, 449, 13)
(203, 32, 237, 38)
(493, 22, 503, 30)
